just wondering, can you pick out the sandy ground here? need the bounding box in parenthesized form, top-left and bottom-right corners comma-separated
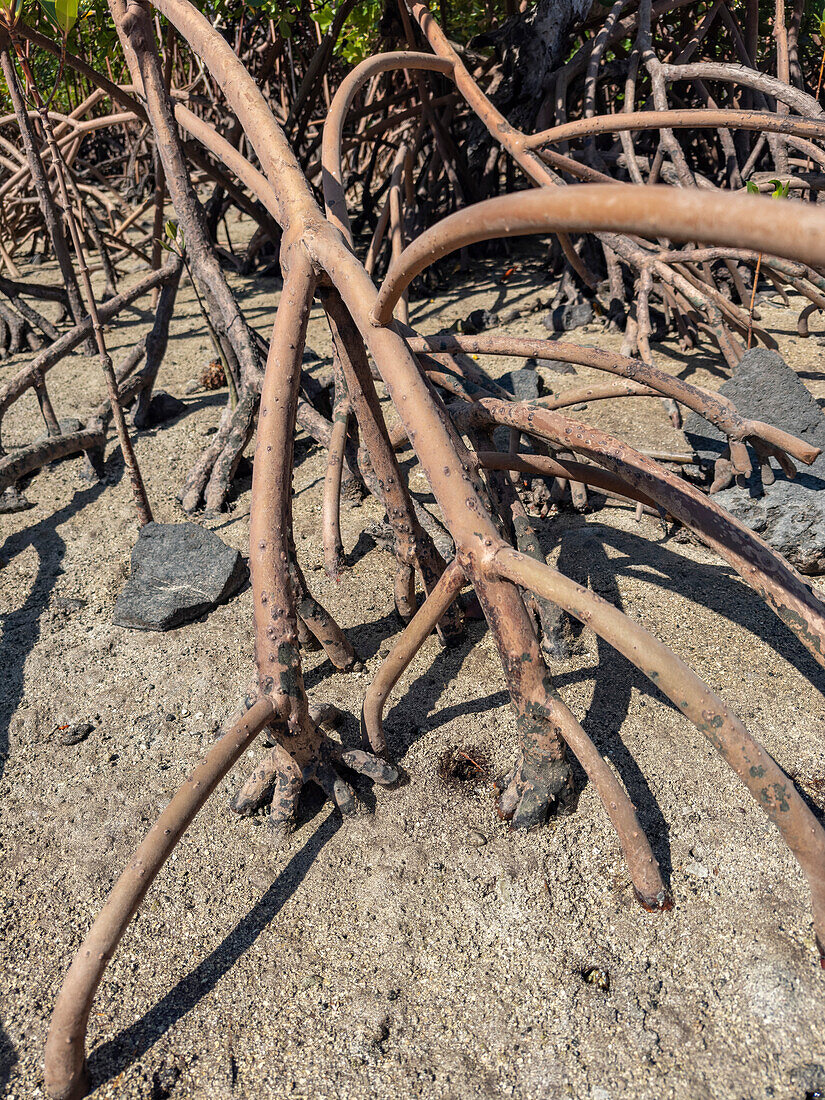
(2, 230, 825, 1100)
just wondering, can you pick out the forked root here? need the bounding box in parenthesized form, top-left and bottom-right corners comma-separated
(466, 399, 825, 671)
(43, 3, 825, 1098)
(491, 545, 825, 959)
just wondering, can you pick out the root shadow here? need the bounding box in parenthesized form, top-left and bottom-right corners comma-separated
(85, 812, 340, 1090)
(0, 454, 122, 781)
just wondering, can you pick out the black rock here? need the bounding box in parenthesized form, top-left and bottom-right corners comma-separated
(59, 721, 93, 746)
(34, 417, 84, 445)
(113, 522, 248, 630)
(500, 369, 542, 402)
(147, 391, 186, 425)
(529, 356, 577, 376)
(0, 488, 33, 513)
(543, 302, 594, 333)
(495, 370, 543, 451)
(460, 308, 497, 335)
(683, 348, 825, 574)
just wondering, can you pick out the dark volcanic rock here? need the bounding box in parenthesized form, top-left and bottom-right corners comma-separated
(500, 368, 542, 402)
(543, 302, 594, 333)
(33, 417, 83, 445)
(528, 356, 577, 376)
(58, 721, 93, 746)
(113, 522, 248, 630)
(496, 369, 542, 450)
(683, 348, 825, 574)
(460, 308, 497, 335)
(147, 391, 186, 425)
(0, 488, 33, 513)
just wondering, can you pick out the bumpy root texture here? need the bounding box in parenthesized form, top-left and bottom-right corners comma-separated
(230, 701, 396, 833)
(240, 243, 391, 838)
(320, 286, 465, 643)
(468, 399, 825, 671)
(470, 570, 575, 830)
(492, 546, 825, 949)
(322, 364, 350, 579)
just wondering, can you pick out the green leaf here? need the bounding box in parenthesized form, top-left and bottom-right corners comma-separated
(36, 0, 58, 28)
(746, 180, 760, 194)
(54, 0, 77, 35)
(310, 2, 333, 31)
(36, 0, 76, 37)
(768, 178, 791, 199)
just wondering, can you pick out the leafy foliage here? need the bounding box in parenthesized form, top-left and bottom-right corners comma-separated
(311, 0, 382, 64)
(37, 0, 79, 38)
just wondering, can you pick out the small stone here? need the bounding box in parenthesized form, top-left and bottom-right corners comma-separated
(530, 356, 577, 376)
(147, 391, 186, 426)
(467, 828, 488, 847)
(495, 370, 543, 449)
(113, 522, 248, 631)
(543, 301, 594, 333)
(58, 721, 93, 746)
(459, 308, 496, 335)
(184, 378, 202, 395)
(499, 369, 542, 402)
(33, 418, 84, 446)
(685, 861, 709, 878)
(0, 488, 33, 513)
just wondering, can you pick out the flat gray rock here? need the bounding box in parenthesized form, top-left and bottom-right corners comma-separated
(684, 348, 825, 574)
(113, 522, 248, 630)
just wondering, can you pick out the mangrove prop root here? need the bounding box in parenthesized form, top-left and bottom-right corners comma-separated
(42, 0, 825, 1095)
